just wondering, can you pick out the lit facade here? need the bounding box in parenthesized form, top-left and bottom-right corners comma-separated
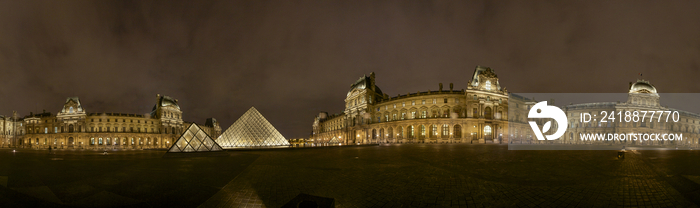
(508, 79, 700, 147)
(4, 95, 221, 150)
(312, 66, 510, 145)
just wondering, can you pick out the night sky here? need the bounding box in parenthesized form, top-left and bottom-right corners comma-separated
(1, 1, 700, 138)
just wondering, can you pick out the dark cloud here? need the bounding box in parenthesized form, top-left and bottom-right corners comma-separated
(1, 0, 699, 138)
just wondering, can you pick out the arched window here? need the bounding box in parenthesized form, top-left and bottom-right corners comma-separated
(91, 138, 95, 145)
(388, 127, 394, 138)
(430, 125, 437, 138)
(484, 126, 492, 136)
(372, 129, 377, 139)
(442, 124, 449, 138)
(485, 81, 492, 90)
(484, 107, 492, 119)
(420, 125, 426, 138)
(69, 107, 74, 113)
(454, 125, 462, 138)
(399, 126, 404, 138)
(408, 126, 414, 138)
(98, 138, 103, 145)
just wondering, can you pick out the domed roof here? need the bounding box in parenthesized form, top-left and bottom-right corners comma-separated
(629, 79, 657, 94)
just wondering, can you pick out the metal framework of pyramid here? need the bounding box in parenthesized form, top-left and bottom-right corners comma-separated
(168, 123, 223, 152)
(218, 107, 289, 148)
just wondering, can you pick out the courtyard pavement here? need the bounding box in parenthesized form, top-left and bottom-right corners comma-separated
(1, 144, 699, 207)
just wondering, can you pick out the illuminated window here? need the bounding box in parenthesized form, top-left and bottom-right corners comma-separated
(44, 127, 47, 134)
(69, 107, 74, 113)
(421, 111, 426, 118)
(422, 100, 425, 105)
(402, 102, 405, 107)
(442, 124, 449, 138)
(420, 125, 426, 136)
(485, 81, 492, 90)
(412, 101, 415, 106)
(91, 138, 94, 145)
(98, 138, 103, 145)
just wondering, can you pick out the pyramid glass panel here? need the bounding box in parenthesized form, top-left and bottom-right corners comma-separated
(183, 144, 195, 152)
(218, 107, 289, 148)
(167, 123, 224, 153)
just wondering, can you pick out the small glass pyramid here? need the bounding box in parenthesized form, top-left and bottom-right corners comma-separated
(218, 107, 290, 148)
(168, 123, 224, 152)
(328, 137, 340, 145)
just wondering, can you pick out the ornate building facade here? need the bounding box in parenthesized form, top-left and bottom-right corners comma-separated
(507, 79, 700, 147)
(3, 95, 221, 150)
(312, 66, 510, 145)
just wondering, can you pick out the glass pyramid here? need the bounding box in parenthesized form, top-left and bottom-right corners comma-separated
(168, 123, 224, 152)
(328, 137, 340, 145)
(218, 107, 290, 148)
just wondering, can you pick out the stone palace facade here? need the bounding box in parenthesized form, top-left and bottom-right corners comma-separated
(312, 66, 510, 145)
(0, 95, 221, 150)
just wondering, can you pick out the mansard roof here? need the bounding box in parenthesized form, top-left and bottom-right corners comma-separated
(348, 73, 383, 96)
